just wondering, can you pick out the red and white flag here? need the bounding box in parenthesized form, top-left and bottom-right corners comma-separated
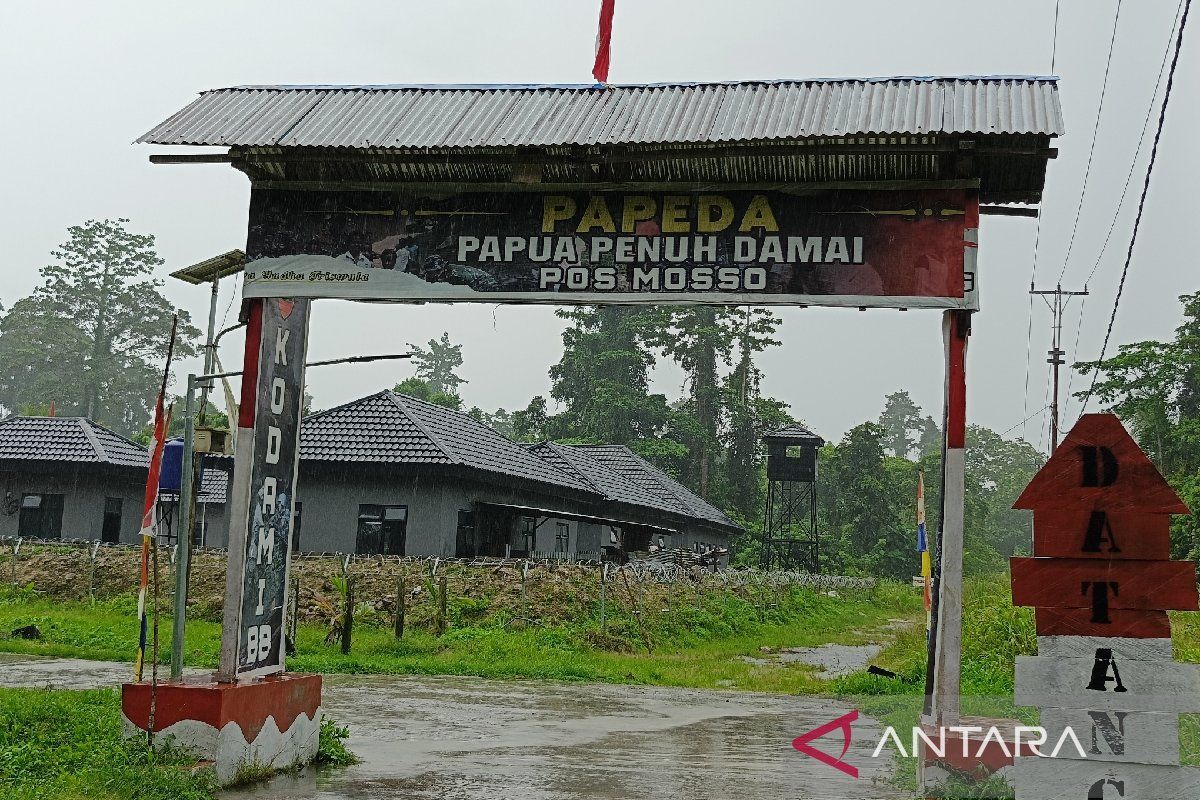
(592, 0, 616, 84)
(134, 316, 178, 682)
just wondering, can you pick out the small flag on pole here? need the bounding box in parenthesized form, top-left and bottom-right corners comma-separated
(592, 0, 616, 84)
(916, 471, 932, 628)
(134, 317, 178, 682)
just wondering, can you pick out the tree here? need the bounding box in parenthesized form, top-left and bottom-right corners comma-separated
(410, 332, 466, 397)
(468, 406, 514, 437)
(877, 390, 925, 458)
(1075, 291, 1200, 558)
(393, 377, 462, 410)
(546, 306, 673, 445)
(648, 307, 738, 495)
(722, 307, 789, 518)
(512, 396, 549, 442)
(0, 219, 199, 435)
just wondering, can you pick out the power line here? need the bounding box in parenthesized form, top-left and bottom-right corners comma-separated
(1001, 405, 1051, 439)
(1083, 0, 1186, 287)
(1058, 0, 1124, 282)
(1023, 0, 1065, 441)
(1080, 0, 1193, 416)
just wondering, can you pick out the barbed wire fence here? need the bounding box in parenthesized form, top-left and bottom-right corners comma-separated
(0, 536, 878, 654)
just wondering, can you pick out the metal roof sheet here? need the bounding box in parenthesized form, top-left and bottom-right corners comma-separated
(139, 78, 1063, 149)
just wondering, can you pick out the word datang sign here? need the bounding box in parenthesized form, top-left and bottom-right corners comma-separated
(242, 187, 979, 309)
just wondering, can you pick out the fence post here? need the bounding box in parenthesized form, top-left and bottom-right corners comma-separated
(289, 576, 299, 645)
(87, 540, 101, 602)
(10, 538, 21, 587)
(394, 573, 406, 640)
(340, 576, 354, 655)
(435, 574, 448, 637)
(600, 562, 608, 632)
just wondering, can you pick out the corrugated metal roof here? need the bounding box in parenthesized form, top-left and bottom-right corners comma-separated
(139, 78, 1063, 149)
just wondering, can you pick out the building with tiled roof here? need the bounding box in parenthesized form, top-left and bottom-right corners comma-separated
(0, 396, 740, 560)
(0, 416, 152, 542)
(266, 392, 739, 559)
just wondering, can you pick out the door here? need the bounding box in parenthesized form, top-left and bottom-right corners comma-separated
(101, 497, 122, 543)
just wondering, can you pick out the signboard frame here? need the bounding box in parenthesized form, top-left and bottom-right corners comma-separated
(217, 177, 979, 700)
(217, 297, 311, 681)
(240, 184, 980, 310)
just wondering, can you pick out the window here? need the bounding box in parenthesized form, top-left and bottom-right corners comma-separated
(19, 494, 64, 539)
(555, 522, 569, 553)
(101, 497, 122, 544)
(356, 504, 407, 555)
(291, 502, 303, 552)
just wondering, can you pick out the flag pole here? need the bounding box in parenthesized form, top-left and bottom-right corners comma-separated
(135, 314, 179, 684)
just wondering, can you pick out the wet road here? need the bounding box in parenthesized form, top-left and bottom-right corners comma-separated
(0, 655, 909, 800)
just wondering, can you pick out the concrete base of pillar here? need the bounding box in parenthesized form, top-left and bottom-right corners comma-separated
(917, 716, 1031, 798)
(121, 673, 321, 787)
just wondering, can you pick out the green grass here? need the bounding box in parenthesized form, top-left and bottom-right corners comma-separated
(0, 686, 215, 800)
(0, 580, 923, 694)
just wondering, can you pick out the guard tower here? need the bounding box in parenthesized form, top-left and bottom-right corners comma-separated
(761, 424, 824, 572)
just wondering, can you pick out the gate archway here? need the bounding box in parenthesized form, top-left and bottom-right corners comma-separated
(141, 76, 1063, 724)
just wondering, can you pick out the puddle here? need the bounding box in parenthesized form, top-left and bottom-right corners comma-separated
(739, 642, 884, 677)
(0, 654, 909, 799)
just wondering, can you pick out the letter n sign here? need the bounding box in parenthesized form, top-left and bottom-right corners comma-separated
(220, 297, 310, 680)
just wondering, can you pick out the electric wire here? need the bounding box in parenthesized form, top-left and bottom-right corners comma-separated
(1022, 0, 1062, 441)
(1058, 0, 1124, 282)
(1083, 0, 1185, 287)
(1001, 405, 1051, 439)
(1080, 0, 1193, 416)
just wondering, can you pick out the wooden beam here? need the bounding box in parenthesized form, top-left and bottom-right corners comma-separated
(1010, 557, 1198, 611)
(1015, 758, 1200, 799)
(1038, 635, 1173, 662)
(1032, 509, 1171, 560)
(149, 153, 237, 164)
(249, 178, 985, 194)
(979, 205, 1039, 217)
(1039, 707, 1181, 765)
(1035, 607, 1171, 638)
(1015, 655, 1200, 712)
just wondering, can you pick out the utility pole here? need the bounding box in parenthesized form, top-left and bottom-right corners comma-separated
(1031, 283, 1089, 453)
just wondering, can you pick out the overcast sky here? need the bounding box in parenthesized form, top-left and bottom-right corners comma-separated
(2, 0, 1196, 446)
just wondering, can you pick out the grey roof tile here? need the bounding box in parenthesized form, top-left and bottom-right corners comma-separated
(0, 417, 148, 467)
(569, 444, 740, 531)
(299, 392, 594, 495)
(527, 442, 680, 517)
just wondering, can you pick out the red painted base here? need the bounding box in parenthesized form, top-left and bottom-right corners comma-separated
(919, 717, 1033, 795)
(122, 673, 321, 740)
(121, 673, 321, 786)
